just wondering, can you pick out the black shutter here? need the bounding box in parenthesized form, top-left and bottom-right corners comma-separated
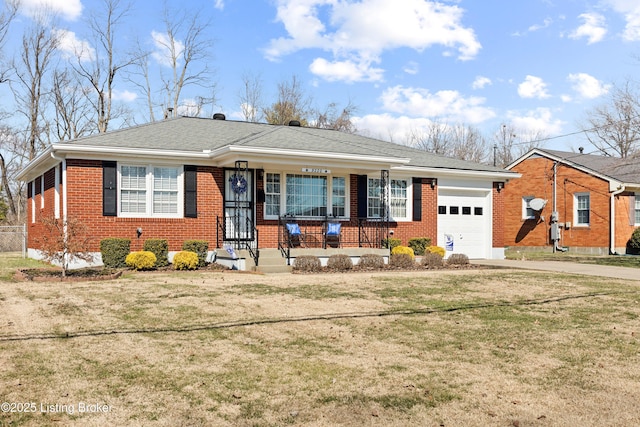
(102, 161, 117, 216)
(412, 177, 422, 221)
(357, 175, 368, 218)
(184, 165, 197, 218)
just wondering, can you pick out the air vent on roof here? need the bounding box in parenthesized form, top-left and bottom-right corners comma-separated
(288, 120, 300, 127)
(213, 113, 226, 120)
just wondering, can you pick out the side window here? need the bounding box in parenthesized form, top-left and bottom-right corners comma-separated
(522, 196, 535, 219)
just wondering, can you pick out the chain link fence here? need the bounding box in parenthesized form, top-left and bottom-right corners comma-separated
(0, 225, 26, 257)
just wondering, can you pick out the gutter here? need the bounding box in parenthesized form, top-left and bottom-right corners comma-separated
(610, 184, 626, 255)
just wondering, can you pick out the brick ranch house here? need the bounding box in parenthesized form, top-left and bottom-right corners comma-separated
(18, 115, 518, 270)
(505, 148, 640, 255)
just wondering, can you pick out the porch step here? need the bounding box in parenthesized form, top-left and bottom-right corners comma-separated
(254, 248, 292, 274)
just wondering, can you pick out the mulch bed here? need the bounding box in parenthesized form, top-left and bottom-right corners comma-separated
(14, 268, 123, 282)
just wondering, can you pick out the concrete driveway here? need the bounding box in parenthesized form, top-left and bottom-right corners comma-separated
(471, 259, 640, 281)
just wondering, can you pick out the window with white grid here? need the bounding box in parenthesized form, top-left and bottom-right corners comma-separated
(119, 165, 182, 217)
(574, 193, 590, 226)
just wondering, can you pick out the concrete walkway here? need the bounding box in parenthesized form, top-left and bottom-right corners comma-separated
(471, 259, 640, 281)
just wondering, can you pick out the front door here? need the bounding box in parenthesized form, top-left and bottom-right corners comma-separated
(224, 167, 254, 242)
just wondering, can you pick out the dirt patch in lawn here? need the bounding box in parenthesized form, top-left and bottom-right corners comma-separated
(1, 269, 639, 426)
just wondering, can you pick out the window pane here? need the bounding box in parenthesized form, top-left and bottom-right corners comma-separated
(390, 179, 407, 218)
(286, 174, 327, 216)
(368, 178, 382, 218)
(636, 195, 640, 224)
(121, 166, 147, 213)
(462, 206, 471, 215)
(332, 177, 345, 217)
(576, 194, 590, 224)
(265, 173, 281, 216)
(153, 167, 178, 214)
(438, 205, 446, 214)
(450, 206, 459, 215)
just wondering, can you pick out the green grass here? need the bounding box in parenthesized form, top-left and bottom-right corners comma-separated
(506, 249, 640, 268)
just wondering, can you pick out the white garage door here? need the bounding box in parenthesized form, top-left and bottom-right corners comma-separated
(437, 189, 491, 259)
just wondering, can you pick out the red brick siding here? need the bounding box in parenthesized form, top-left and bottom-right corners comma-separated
(505, 157, 614, 249)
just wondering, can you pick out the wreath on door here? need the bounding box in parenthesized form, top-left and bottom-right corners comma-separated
(230, 174, 248, 194)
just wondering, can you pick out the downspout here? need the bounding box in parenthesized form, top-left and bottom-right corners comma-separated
(551, 161, 567, 252)
(610, 184, 625, 255)
(51, 152, 68, 267)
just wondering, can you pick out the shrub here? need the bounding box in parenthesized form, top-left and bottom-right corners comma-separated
(383, 237, 401, 250)
(327, 254, 353, 271)
(36, 216, 94, 277)
(408, 237, 431, 256)
(182, 240, 209, 267)
(426, 245, 446, 258)
(421, 252, 444, 268)
(100, 238, 131, 268)
(391, 245, 415, 260)
(447, 253, 470, 266)
(173, 251, 199, 270)
(358, 253, 385, 269)
(125, 251, 157, 271)
(293, 255, 322, 272)
(628, 227, 640, 255)
(143, 239, 169, 267)
(389, 253, 415, 268)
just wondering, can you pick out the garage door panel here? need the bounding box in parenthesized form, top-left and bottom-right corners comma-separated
(437, 190, 490, 259)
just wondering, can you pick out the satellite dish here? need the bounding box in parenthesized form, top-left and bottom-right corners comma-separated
(529, 198, 547, 211)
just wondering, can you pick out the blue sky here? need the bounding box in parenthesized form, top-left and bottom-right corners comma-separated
(8, 0, 640, 153)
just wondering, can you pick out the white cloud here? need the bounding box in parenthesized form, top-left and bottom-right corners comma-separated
(265, 0, 481, 83)
(353, 113, 435, 143)
(309, 57, 384, 82)
(472, 76, 492, 90)
(213, 0, 225, 10)
(518, 75, 550, 99)
(403, 61, 419, 75)
(19, 0, 83, 21)
(569, 13, 607, 44)
(151, 30, 185, 67)
(53, 29, 95, 62)
(603, 0, 640, 41)
(528, 17, 553, 32)
(507, 108, 564, 136)
(567, 73, 610, 99)
(113, 90, 138, 103)
(380, 85, 495, 124)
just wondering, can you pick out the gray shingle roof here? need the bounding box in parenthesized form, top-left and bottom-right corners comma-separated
(537, 148, 640, 184)
(62, 116, 510, 173)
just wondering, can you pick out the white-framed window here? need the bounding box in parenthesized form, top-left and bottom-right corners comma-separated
(368, 177, 410, 221)
(635, 193, 640, 225)
(574, 192, 590, 226)
(263, 172, 349, 219)
(522, 196, 535, 220)
(119, 164, 183, 217)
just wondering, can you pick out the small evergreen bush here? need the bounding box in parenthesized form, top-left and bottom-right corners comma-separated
(358, 253, 385, 269)
(391, 245, 415, 260)
(421, 252, 444, 268)
(125, 251, 157, 270)
(426, 245, 446, 258)
(447, 253, 470, 265)
(383, 237, 401, 250)
(408, 237, 431, 256)
(628, 227, 640, 255)
(389, 253, 415, 268)
(173, 251, 199, 270)
(182, 240, 209, 267)
(327, 254, 353, 271)
(100, 238, 130, 268)
(293, 255, 322, 272)
(143, 239, 169, 267)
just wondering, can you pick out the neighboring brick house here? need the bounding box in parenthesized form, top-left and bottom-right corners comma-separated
(505, 148, 640, 255)
(18, 115, 517, 269)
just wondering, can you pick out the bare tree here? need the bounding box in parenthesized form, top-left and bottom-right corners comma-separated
(491, 123, 518, 167)
(155, 3, 216, 118)
(313, 101, 357, 133)
(582, 81, 640, 158)
(450, 124, 488, 163)
(0, 0, 19, 85)
(36, 215, 94, 277)
(50, 69, 95, 141)
(11, 16, 59, 159)
(238, 71, 264, 122)
(0, 125, 28, 220)
(405, 120, 452, 155)
(73, 0, 136, 133)
(263, 75, 313, 125)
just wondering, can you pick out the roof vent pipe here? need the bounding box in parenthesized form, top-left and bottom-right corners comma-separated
(288, 120, 300, 127)
(579, 147, 584, 154)
(213, 113, 226, 120)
